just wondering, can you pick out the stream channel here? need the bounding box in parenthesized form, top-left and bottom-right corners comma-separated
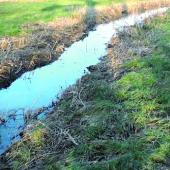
(0, 7, 168, 155)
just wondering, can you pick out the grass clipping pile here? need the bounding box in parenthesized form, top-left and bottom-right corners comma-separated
(3, 11, 170, 170)
(0, 0, 170, 89)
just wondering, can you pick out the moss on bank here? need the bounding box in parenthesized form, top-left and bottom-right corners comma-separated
(3, 11, 170, 170)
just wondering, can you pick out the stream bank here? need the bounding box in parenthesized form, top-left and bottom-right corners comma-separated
(0, 0, 169, 89)
(1, 10, 170, 170)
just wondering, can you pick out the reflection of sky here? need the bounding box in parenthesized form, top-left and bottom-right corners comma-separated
(0, 110, 24, 154)
(0, 7, 168, 154)
(0, 21, 116, 113)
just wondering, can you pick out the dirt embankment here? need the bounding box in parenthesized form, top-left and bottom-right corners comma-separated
(0, 0, 169, 89)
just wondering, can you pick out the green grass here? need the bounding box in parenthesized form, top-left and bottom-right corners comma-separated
(0, 0, 127, 37)
(8, 11, 170, 170)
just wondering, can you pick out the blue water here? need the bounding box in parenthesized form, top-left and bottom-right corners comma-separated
(0, 7, 168, 155)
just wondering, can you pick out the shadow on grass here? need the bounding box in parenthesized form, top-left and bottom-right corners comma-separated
(42, 4, 82, 13)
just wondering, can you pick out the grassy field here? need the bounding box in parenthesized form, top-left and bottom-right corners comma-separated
(0, 0, 147, 37)
(0, 0, 168, 37)
(6, 11, 170, 170)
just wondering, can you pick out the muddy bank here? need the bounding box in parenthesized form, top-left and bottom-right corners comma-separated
(0, 0, 169, 89)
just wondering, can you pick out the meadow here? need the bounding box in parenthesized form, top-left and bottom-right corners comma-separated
(0, 0, 143, 36)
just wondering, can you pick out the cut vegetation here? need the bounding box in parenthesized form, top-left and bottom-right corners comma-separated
(1, 9, 170, 170)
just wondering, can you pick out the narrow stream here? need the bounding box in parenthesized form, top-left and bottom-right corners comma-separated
(0, 8, 168, 155)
